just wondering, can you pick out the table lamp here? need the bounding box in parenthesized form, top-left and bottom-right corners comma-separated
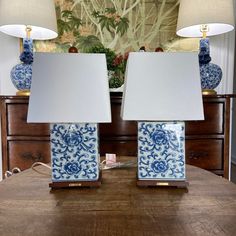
(121, 52, 204, 187)
(27, 53, 111, 188)
(0, 0, 58, 96)
(176, 0, 235, 95)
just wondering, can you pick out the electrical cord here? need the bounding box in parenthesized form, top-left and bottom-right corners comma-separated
(4, 167, 21, 178)
(31, 162, 51, 176)
(100, 159, 137, 170)
(30, 158, 137, 176)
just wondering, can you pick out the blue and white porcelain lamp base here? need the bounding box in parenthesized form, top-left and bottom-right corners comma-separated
(49, 123, 101, 188)
(11, 38, 33, 96)
(137, 121, 188, 188)
(199, 38, 222, 95)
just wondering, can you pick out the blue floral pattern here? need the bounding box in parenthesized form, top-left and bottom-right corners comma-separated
(64, 162, 81, 175)
(199, 38, 222, 90)
(50, 123, 99, 181)
(200, 63, 222, 89)
(11, 63, 32, 90)
(151, 160, 169, 173)
(138, 122, 185, 180)
(11, 38, 33, 91)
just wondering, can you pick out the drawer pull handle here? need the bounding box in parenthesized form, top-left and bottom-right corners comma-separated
(21, 152, 43, 162)
(188, 151, 208, 160)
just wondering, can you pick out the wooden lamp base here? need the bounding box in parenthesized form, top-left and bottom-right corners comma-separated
(49, 172, 102, 189)
(137, 178, 189, 188)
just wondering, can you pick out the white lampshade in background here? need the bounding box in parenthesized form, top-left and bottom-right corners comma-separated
(0, 0, 58, 39)
(121, 52, 204, 121)
(27, 53, 111, 123)
(176, 0, 235, 37)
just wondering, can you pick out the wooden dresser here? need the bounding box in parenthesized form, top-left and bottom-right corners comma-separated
(0, 94, 233, 179)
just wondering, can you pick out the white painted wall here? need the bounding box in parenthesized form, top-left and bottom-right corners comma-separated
(212, 31, 235, 94)
(229, 0, 236, 165)
(231, 31, 236, 165)
(211, 32, 235, 178)
(0, 33, 18, 95)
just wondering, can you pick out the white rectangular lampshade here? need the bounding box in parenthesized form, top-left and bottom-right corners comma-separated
(121, 52, 204, 121)
(27, 53, 111, 123)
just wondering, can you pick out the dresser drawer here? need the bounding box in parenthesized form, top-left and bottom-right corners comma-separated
(186, 102, 223, 135)
(185, 139, 223, 170)
(7, 103, 50, 136)
(8, 140, 51, 171)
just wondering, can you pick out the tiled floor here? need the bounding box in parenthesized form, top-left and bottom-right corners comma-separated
(231, 163, 236, 184)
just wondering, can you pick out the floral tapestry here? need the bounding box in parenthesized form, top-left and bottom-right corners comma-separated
(34, 0, 199, 88)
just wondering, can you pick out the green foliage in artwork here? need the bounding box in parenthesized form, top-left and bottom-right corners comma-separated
(92, 8, 129, 36)
(70, 17, 83, 30)
(57, 19, 71, 36)
(61, 10, 73, 19)
(42, 0, 180, 88)
(40, 0, 181, 54)
(105, 7, 116, 14)
(99, 15, 116, 33)
(77, 35, 103, 53)
(116, 18, 129, 36)
(57, 10, 82, 36)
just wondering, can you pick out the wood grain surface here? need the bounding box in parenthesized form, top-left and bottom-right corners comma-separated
(0, 157, 236, 236)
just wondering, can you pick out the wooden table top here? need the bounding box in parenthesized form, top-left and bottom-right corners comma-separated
(1, 158, 236, 236)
